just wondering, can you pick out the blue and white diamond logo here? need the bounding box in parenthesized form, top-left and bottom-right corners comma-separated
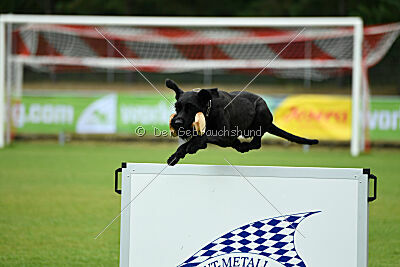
(178, 211, 320, 267)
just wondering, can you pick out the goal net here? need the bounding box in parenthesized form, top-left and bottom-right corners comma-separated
(1, 15, 399, 155)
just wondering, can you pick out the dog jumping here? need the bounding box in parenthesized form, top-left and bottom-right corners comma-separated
(167, 79, 318, 166)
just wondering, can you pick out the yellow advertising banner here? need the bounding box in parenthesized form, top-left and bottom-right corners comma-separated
(273, 95, 351, 141)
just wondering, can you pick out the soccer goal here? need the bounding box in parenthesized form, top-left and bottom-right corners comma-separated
(0, 15, 398, 155)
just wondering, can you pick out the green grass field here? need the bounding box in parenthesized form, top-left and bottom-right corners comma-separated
(0, 141, 399, 266)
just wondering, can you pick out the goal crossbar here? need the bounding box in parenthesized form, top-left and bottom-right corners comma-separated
(0, 15, 362, 27)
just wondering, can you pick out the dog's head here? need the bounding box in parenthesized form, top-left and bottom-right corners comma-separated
(166, 79, 218, 138)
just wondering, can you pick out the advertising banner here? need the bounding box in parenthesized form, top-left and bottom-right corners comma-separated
(12, 95, 91, 134)
(11, 92, 400, 142)
(272, 95, 351, 141)
(369, 97, 400, 141)
(12, 93, 174, 135)
(119, 163, 369, 267)
(117, 94, 174, 135)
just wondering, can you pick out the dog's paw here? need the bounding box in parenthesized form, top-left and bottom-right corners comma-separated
(167, 147, 187, 166)
(167, 154, 179, 166)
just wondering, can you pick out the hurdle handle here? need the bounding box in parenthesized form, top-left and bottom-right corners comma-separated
(115, 167, 122, 194)
(368, 174, 377, 202)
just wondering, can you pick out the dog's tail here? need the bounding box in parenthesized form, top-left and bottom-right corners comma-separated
(266, 124, 319, 145)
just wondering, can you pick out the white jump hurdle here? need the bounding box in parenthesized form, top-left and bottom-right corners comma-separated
(115, 163, 377, 267)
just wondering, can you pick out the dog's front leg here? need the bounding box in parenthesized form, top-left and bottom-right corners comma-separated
(167, 141, 189, 166)
(185, 135, 207, 154)
(168, 135, 209, 165)
(168, 135, 212, 165)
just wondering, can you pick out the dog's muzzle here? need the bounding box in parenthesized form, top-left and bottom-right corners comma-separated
(169, 112, 206, 137)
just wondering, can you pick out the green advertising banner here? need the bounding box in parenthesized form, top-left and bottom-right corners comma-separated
(12, 93, 175, 135)
(11, 92, 400, 142)
(369, 97, 400, 141)
(117, 94, 174, 135)
(13, 95, 94, 133)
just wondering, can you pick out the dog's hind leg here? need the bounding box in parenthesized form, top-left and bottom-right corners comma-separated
(207, 135, 237, 148)
(252, 97, 274, 131)
(233, 97, 270, 153)
(233, 136, 262, 153)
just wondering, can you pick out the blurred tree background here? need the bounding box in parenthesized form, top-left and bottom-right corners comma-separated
(1, 0, 399, 92)
(1, 0, 399, 24)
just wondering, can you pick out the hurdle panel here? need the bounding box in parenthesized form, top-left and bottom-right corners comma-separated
(115, 163, 376, 267)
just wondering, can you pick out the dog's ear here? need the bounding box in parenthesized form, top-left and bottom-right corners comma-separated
(166, 79, 184, 100)
(198, 88, 219, 105)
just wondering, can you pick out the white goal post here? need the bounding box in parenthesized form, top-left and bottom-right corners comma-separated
(0, 15, 364, 155)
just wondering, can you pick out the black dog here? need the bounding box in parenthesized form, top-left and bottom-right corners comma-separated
(167, 79, 318, 166)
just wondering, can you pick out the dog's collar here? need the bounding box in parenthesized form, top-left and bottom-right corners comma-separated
(206, 100, 212, 117)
